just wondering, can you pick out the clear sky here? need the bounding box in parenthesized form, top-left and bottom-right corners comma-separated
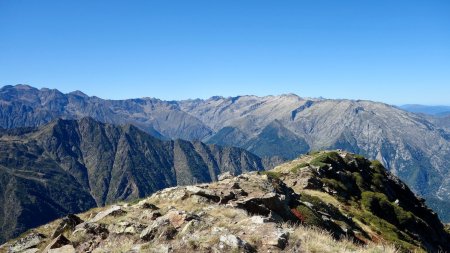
(1, 0, 449, 105)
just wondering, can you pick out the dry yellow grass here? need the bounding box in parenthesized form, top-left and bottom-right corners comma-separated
(284, 224, 398, 253)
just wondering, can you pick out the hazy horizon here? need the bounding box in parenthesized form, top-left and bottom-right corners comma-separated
(3, 83, 450, 107)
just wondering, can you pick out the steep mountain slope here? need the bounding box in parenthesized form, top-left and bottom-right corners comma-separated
(179, 96, 450, 222)
(1, 84, 450, 222)
(1, 151, 448, 252)
(0, 118, 264, 243)
(427, 114, 450, 132)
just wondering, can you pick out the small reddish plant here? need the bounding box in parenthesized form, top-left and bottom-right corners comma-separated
(291, 208, 305, 223)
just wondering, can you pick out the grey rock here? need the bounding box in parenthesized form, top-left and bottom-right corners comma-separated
(20, 249, 39, 253)
(186, 186, 220, 202)
(8, 233, 45, 253)
(140, 217, 170, 241)
(88, 205, 125, 223)
(47, 245, 75, 253)
(42, 235, 71, 253)
(219, 234, 254, 252)
(218, 171, 234, 181)
(51, 215, 83, 238)
(263, 229, 289, 249)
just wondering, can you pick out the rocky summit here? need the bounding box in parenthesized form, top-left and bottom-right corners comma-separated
(2, 151, 448, 253)
(0, 118, 263, 244)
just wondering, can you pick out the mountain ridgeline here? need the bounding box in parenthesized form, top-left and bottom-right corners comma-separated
(1, 84, 450, 222)
(0, 117, 264, 243)
(1, 151, 449, 252)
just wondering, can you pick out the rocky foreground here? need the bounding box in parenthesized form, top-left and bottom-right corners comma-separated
(1, 151, 449, 253)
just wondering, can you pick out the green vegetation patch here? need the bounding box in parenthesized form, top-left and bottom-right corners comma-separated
(361, 192, 417, 228)
(354, 209, 418, 251)
(295, 205, 324, 227)
(290, 163, 309, 173)
(259, 171, 282, 180)
(356, 191, 424, 251)
(309, 151, 341, 169)
(321, 178, 348, 192)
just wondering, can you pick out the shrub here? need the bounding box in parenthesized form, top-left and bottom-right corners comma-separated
(361, 191, 416, 228)
(309, 151, 340, 169)
(321, 178, 348, 192)
(295, 205, 323, 227)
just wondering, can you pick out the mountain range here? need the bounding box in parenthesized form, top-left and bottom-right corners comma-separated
(0, 117, 263, 243)
(1, 84, 450, 223)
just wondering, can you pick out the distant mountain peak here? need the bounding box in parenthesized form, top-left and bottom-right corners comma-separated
(69, 90, 88, 97)
(14, 84, 36, 90)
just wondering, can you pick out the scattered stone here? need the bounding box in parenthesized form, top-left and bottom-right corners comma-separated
(302, 201, 314, 209)
(235, 192, 297, 222)
(124, 226, 137, 234)
(139, 210, 162, 223)
(159, 225, 177, 240)
(263, 229, 289, 249)
(218, 171, 234, 181)
(186, 186, 220, 202)
(150, 211, 162, 220)
(142, 203, 159, 210)
(166, 210, 186, 228)
(47, 245, 76, 253)
(237, 174, 250, 180)
(42, 234, 71, 253)
(140, 217, 170, 241)
(179, 220, 197, 235)
(88, 205, 126, 223)
(51, 214, 83, 238)
(108, 223, 128, 234)
(135, 199, 160, 210)
(219, 191, 236, 204)
(219, 234, 254, 252)
(250, 215, 273, 224)
(165, 210, 199, 228)
(9, 233, 46, 253)
(20, 249, 39, 253)
(231, 182, 241, 189)
(83, 223, 109, 239)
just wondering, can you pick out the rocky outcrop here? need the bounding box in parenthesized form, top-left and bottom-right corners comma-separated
(2, 152, 448, 252)
(0, 118, 264, 244)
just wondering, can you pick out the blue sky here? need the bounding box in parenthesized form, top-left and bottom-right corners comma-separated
(1, 0, 449, 105)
